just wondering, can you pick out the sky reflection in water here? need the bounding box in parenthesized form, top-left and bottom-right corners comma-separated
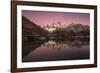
(22, 40, 90, 62)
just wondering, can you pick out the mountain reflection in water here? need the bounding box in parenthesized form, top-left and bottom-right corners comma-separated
(22, 39, 90, 62)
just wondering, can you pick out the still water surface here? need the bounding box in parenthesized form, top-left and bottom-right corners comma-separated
(22, 40, 90, 62)
(22, 39, 90, 62)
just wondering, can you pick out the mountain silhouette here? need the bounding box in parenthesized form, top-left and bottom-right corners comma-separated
(22, 16, 49, 36)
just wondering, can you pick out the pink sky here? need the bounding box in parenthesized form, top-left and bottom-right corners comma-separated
(22, 10, 90, 27)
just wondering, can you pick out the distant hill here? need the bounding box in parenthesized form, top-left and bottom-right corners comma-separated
(22, 16, 49, 36)
(53, 23, 89, 38)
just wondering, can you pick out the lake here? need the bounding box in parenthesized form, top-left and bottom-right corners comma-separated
(22, 38, 90, 62)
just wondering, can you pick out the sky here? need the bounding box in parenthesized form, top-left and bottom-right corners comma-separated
(22, 10, 90, 27)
